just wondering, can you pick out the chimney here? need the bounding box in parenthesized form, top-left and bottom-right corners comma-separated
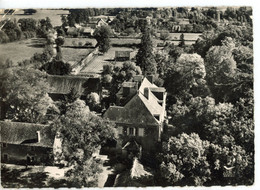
(37, 131, 41, 143)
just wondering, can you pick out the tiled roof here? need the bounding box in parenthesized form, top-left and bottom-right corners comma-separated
(0, 121, 56, 148)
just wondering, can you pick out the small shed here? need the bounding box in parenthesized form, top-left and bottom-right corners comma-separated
(115, 51, 131, 61)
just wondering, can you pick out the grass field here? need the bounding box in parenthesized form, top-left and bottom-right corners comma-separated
(63, 37, 97, 47)
(79, 47, 137, 75)
(0, 37, 94, 65)
(62, 47, 93, 65)
(0, 9, 69, 27)
(0, 38, 44, 64)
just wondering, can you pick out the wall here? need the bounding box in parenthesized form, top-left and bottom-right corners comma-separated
(1, 143, 53, 165)
(115, 123, 161, 154)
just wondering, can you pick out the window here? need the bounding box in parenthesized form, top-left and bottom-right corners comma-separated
(138, 128, 144, 137)
(117, 126, 123, 135)
(3, 143, 7, 148)
(127, 127, 136, 136)
(129, 127, 134, 135)
(31, 146, 35, 151)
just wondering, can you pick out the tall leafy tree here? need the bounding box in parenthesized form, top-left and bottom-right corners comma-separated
(53, 99, 117, 187)
(0, 64, 58, 123)
(178, 33, 185, 47)
(93, 25, 112, 53)
(136, 28, 157, 75)
(164, 53, 211, 104)
(159, 133, 211, 186)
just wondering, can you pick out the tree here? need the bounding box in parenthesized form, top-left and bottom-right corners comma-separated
(164, 53, 210, 103)
(160, 30, 170, 41)
(53, 99, 117, 187)
(86, 92, 101, 111)
(23, 9, 37, 15)
(37, 17, 53, 38)
(159, 133, 211, 186)
(18, 18, 37, 32)
(125, 27, 135, 36)
(136, 28, 157, 75)
(178, 33, 185, 47)
(0, 65, 58, 123)
(1, 20, 22, 42)
(93, 25, 112, 53)
(41, 59, 72, 75)
(204, 37, 252, 103)
(165, 95, 254, 185)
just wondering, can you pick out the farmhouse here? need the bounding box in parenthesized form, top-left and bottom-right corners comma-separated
(103, 76, 167, 159)
(87, 18, 108, 29)
(115, 51, 131, 61)
(47, 75, 101, 100)
(0, 121, 56, 165)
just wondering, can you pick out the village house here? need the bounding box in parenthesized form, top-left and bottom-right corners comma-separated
(0, 121, 56, 165)
(115, 51, 131, 61)
(103, 76, 167, 159)
(87, 18, 108, 29)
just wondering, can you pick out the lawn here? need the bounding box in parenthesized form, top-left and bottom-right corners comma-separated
(0, 9, 69, 27)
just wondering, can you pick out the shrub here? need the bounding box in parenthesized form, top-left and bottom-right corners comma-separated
(0, 31, 9, 43)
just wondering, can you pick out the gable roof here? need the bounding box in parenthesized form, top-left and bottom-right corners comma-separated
(104, 93, 159, 125)
(104, 76, 166, 125)
(138, 77, 157, 94)
(47, 75, 100, 96)
(0, 121, 55, 148)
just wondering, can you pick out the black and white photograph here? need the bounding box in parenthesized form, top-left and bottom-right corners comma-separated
(0, 0, 257, 188)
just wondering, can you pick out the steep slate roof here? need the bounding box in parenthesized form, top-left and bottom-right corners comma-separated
(104, 93, 159, 125)
(138, 92, 163, 115)
(138, 77, 157, 94)
(0, 121, 55, 148)
(104, 77, 166, 125)
(47, 75, 100, 96)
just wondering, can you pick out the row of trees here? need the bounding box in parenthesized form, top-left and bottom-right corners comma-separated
(0, 17, 53, 43)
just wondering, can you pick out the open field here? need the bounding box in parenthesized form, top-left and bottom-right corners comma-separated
(0, 37, 94, 65)
(0, 38, 44, 64)
(62, 47, 93, 65)
(63, 37, 97, 47)
(0, 9, 69, 27)
(167, 32, 201, 41)
(79, 47, 137, 75)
